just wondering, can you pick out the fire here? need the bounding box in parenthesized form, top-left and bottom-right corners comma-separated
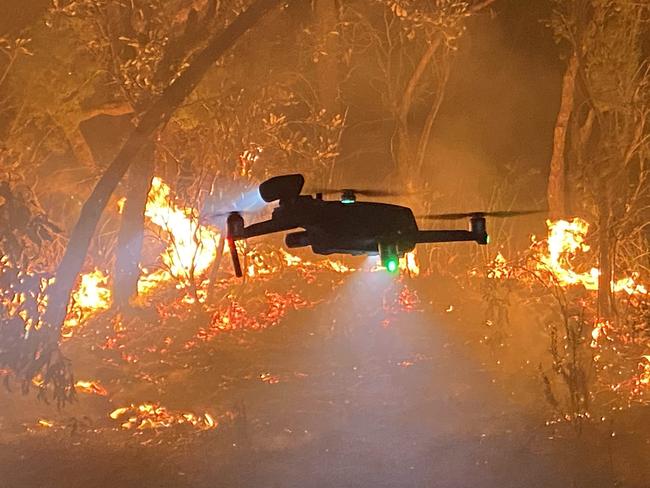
(109, 402, 218, 430)
(191, 290, 313, 345)
(527, 218, 650, 402)
(63, 269, 111, 337)
(137, 178, 354, 294)
(260, 372, 281, 384)
(143, 177, 220, 286)
(398, 285, 421, 311)
(536, 218, 647, 296)
(487, 252, 509, 279)
(74, 380, 108, 396)
(400, 251, 420, 276)
(0, 178, 430, 344)
(640, 356, 650, 386)
(590, 320, 609, 348)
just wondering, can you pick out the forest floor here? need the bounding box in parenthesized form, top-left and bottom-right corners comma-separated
(0, 273, 648, 488)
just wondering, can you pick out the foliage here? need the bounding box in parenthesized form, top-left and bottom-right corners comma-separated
(477, 235, 650, 430)
(550, 0, 650, 313)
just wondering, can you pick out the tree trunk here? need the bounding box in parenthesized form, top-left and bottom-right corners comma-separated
(43, 0, 283, 334)
(113, 142, 155, 308)
(314, 0, 340, 115)
(548, 51, 578, 219)
(598, 205, 614, 318)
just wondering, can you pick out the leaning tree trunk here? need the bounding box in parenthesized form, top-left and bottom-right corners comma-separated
(314, 0, 340, 115)
(113, 142, 155, 308)
(597, 203, 614, 318)
(548, 51, 578, 220)
(43, 0, 283, 335)
(315, 0, 341, 188)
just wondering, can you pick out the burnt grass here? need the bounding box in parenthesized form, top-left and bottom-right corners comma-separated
(0, 273, 649, 488)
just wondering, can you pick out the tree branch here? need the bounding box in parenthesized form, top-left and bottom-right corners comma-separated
(43, 0, 283, 334)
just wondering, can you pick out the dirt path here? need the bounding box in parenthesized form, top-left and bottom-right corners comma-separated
(0, 276, 631, 487)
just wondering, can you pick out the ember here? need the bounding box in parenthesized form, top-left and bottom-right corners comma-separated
(63, 269, 111, 337)
(74, 380, 108, 396)
(109, 403, 218, 431)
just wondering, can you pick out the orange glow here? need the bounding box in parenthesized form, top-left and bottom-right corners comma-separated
(63, 269, 111, 337)
(74, 380, 108, 396)
(487, 252, 510, 280)
(640, 356, 650, 386)
(109, 402, 218, 430)
(536, 218, 647, 296)
(590, 321, 609, 349)
(400, 251, 420, 276)
(142, 177, 220, 287)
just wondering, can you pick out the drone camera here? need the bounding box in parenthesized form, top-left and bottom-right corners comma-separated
(470, 216, 489, 245)
(258, 174, 305, 203)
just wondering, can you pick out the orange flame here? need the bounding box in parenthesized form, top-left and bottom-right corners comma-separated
(143, 177, 220, 286)
(109, 402, 218, 430)
(63, 269, 111, 337)
(400, 251, 420, 276)
(536, 218, 647, 296)
(74, 380, 108, 396)
(640, 356, 650, 386)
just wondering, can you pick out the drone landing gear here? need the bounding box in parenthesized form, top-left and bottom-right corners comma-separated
(227, 213, 245, 277)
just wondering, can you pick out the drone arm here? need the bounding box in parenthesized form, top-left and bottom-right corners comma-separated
(414, 230, 480, 244)
(238, 219, 299, 240)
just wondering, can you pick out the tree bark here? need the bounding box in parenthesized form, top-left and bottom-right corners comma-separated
(597, 206, 614, 318)
(113, 142, 155, 308)
(548, 51, 578, 219)
(65, 126, 98, 170)
(43, 0, 283, 333)
(314, 0, 340, 115)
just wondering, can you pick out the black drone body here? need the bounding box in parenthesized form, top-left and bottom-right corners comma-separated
(211, 174, 539, 277)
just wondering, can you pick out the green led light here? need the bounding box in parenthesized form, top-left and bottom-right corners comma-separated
(386, 259, 398, 273)
(341, 198, 355, 204)
(486, 234, 490, 244)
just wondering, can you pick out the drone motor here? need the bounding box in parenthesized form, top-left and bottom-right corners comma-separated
(470, 216, 489, 245)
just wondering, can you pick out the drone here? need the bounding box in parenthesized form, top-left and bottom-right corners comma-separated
(207, 174, 541, 277)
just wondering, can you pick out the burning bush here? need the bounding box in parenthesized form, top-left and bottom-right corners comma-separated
(478, 218, 649, 427)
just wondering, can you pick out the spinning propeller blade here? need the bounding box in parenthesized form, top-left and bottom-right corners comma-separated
(417, 209, 545, 220)
(308, 188, 408, 198)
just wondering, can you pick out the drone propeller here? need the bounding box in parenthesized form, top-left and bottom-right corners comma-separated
(308, 188, 408, 198)
(418, 209, 545, 220)
(205, 209, 253, 218)
(200, 209, 258, 227)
